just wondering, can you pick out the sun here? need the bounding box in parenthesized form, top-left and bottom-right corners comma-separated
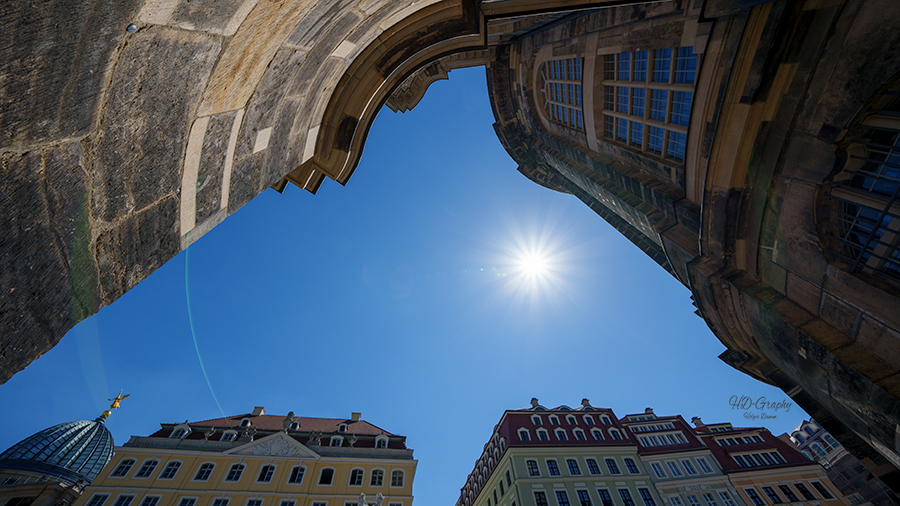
(519, 252, 548, 277)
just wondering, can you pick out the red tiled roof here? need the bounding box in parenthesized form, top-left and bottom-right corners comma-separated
(163, 414, 396, 436)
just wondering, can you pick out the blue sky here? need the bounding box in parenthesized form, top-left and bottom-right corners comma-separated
(0, 67, 806, 505)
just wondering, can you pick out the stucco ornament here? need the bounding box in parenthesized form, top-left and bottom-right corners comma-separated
(283, 412, 295, 432)
(244, 438, 301, 457)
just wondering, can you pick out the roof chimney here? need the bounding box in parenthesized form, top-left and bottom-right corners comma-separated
(530, 398, 540, 408)
(691, 417, 705, 427)
(645, 407, 654, 415)
(351, 412, 361, 422)
(581, 398, 591, 408)
(251, 406, 265, 416)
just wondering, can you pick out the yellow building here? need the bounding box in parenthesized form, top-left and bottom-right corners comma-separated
(74, 407, 416, 506)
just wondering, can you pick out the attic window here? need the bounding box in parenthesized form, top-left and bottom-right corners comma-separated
(170, 425, 191, 439)
(375, 435, 388, 449)
(221, 431, 237, 442)
(240, 419, 252, 427)
(338, 424, 347, 433)
(290, 422, 299, 430)
(330, 436, 343, 447)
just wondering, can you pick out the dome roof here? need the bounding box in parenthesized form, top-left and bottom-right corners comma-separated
(0, 418, 114, 484)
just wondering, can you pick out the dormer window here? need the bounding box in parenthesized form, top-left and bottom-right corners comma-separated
(240, 419, 252, 427)
(566, 415, 577, 425)
(600, 416, 612, 425)
(338, 424, 347, 433)
(518, 429, 530, 441)
(549, 416, 559, 425)
(531, 415, 542, 426)
(220, 430, 238, 442)
(583, 415, 595, 425)
(289, 422, 299, 431)
(330, 436, 343, 447)
(170, 424, 191, 439)
(375, 435, 388, 448)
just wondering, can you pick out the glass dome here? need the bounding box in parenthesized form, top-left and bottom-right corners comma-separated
(0, 418, 114, 484)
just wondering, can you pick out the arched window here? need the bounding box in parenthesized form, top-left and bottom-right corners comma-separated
(391, 470, 405, 487)
(193, 462, 215, 481)
(549, 416, 560, 426)
(537, 429, 550, 441)
(609, 429, 623, 440)
(591, 429, 604, 440)
(531, 415, 542, 426)
(823, 93, 900, 287)
(170, 424, 191, 439)
(338, 424, 347, 433)
(601, 47, 697, 162)
(159, 461, 182, 480)
(224, 463, 245, 482)
(330, 436, 343, 447)
(573, 429, 586, 441)
(348, 468, 364, 486)
(318, 467, 334, 485)
(289, 422, 299, 430)
(518, 429, 530, 441)
(375, 435, 388, 448)
(583, 415, 595, 425)
(566, 415, 577, 425)
(370, 469, 384, 487)
(135, 459, 159, 478)
(600, 416, 612, 425)
(555, 429, 568, 441)
(540, 57, 584, 130)
(287, 465, 305, 484)
(110, 459, 135, 477)
(257, 464, 275, 483)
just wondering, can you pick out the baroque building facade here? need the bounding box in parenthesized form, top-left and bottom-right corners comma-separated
(456, 399, 851, 506)
(3, 0, 900, 498)
(73, 407, 416, 506)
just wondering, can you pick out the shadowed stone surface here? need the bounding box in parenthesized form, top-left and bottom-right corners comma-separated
(92, 28, 221, 223)
(95, 195, 180, 304)
(0, 0, 143, 148)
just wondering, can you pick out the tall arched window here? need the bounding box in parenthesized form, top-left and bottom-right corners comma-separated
(541, 57, 584, 130)
(601, 47, 698, 162)
(823, 92, 900, 287)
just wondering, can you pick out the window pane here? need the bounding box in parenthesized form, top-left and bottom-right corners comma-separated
(675, 46, 697, 84)
(630, 122, 643, 147)
(619, 52, 631, 81)
(654, 48, 672, 82)
(648, 126, 664, 154)
(618, 87, 630, 114)
(671, 91, 693, 126)
(650, 90, 667, 121)
(634, 50, 648, 81)
(667, 132, 687, 161)
(632, 88, 645, 117)
(617, 119, 628, 141)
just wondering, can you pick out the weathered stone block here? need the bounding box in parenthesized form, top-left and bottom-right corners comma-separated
(856, 317, 900, 379)
(95, 196, 180, 304)
(819, 292, 860, 338)
(196, 111, 238, 223)
(0, 0, 143, 148)
(92, 28, 221, 223)
(0, 144, 93, 383)
(171, 0, 247, 33)
(228, 153, 263, 214)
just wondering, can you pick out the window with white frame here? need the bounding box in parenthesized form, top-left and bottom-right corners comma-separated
(212, 500, 230, 506)
(220, 431, 237, 442)
(576, 490, 592, 506)
(111, 459, 135, 477)
(823, 94, 900, 288)
(638, 489, 656, 506)
(280, 501, 295, 506)
(605, 459, 620, 475)
(586, 459, 601, 475)
(547, 460, 561, 476)
(666, 461, 682, 476)
(591, 429, 604, 440)
(246, 500, 262, 506)
(177, 498, 196, 506)
(609, 429, 623, 440)
(375, 435, 389, 448)
(537, 429, 550, 441)
(288, 465, 305, 484)
(574, 429, 586, 440)
(602, 47, 698, 162)
(349, 468, 364, 486)
(567, 459, 581, 475)
(391, 470, 404, 487)
(87, 495, 110, 506)
(696, 458, 712, 473)
(718, 492, 736, 506)
(566, 415, 577, 425)
(518, 429, 530, 441)
(597, 490, 613, 506)
(257, 464, 275, 483)
(370, 468, 384, 486)
(318, 468, 334, 485)
(681, 460, 696, 475)
(159, 461, 181, 480)
(338, 424, 347, 433)
(113, 496, 135, 506)
(549, 416, 560, 426)
(330, 436, 343, 447)
(583, 415, 595, 425)
(527, 460, 540, 476)
(240, 419, 251, 427)
(193, 463, 215, 481)
(557, 491, 572, 506)
(624, 458, 639, 474)
(225, 463, 245, 482)
(170, 427, 190, 439)
(135, 460, 159, 478)
(540, 57, 584, 130)
(650, 462, 665, 478)
(618, 489, 635, 506)
(600, 416, 612, 425)
(556, 429, 568, 441)
(532, 415, 543, 426)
